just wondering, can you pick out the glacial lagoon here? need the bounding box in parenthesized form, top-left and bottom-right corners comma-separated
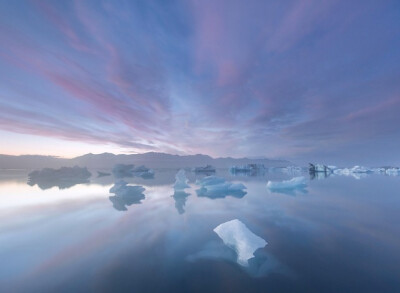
(0, 168, 399, 292)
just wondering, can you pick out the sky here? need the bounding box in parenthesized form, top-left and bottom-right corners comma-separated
(0, 0, 399, 165)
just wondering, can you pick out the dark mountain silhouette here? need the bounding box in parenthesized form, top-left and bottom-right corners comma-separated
(0, 152, 291, 169)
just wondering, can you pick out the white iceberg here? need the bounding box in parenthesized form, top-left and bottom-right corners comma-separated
(214, 219, 267, 266)
(174, 169, 190, 190)
(385, 168, 400, 176)
(267, 176, 307, 190)
(332, 166, 373, 179)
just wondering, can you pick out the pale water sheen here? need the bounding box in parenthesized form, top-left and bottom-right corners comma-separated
(0, 169, 399, 292)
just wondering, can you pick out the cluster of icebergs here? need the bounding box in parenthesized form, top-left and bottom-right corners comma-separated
(230, 164, 266, 175)
(28, 166, 91, 190)
(196, 176, 247, 198)
(309, 163, 400, 179)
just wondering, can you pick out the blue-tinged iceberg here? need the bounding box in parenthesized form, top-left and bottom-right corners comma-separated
(196, 176, 246, 198)
(112, 164, 135, 178)
(174, 169, 190, 191)
(193, 165, 216, 173)
(213, 219, 267, 267)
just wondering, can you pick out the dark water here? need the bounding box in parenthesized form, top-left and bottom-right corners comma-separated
(0, 168, 399, 293)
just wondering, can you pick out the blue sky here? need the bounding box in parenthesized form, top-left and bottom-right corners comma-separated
(0, 0, 399, 165)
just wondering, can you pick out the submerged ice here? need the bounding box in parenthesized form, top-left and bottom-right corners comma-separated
(213, 219, 267, 266)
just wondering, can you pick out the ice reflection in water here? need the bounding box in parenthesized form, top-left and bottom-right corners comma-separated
(0, 168, 399, 292)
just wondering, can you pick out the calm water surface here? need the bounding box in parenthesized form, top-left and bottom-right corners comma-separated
(0, 168, 399, 292)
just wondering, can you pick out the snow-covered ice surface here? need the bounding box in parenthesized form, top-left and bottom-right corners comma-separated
(267, 176, 307, 190)
(174, 169, 190, 191)
(213, 219, 267, 267)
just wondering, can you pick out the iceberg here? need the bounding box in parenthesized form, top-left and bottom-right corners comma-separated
(213, 219, 267, 266)
(193, 165, 216, 173)
(133, 165, 155, 178)
(309, 163, 333, 173)
(109, 180, 145, 211)
(230, 164, 266, 175)
(281, 166, 302, 175)
(332, 166, 373, 179)
(28, 166, 91, 190)
(112, 164, 135, 178)
(267, 176, 307, 190)
(196, 176, 246, 199)
(385, 168, 400, 176)
(174, 169, 190, 190)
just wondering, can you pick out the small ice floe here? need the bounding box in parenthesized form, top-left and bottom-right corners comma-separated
(385, 168, 400, 176)
(230, 164, 266, 175)
(112, 164, 135, 178)
(213, 219, 267, 267)
(196, 176, 246, 199)
(267, 176, 307, 190)
(133, 165, 155, 179)
(194, 165, 216, 173)
(174, 169, 190, 191)
(281, 166, 303, 175)
(332, 166, 373, 179)
(109, 180, 145, 211)
(28, 166, 91, 190)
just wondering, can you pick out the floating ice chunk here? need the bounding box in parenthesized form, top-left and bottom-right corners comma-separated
(385, 168, 400, 176)
(309, 163, 332, 173)
(28, 166, 91, 190)
(196, 176, 226, 186)
(110, 180, 145, 196)
(194, 165, 216, 173)
(112, 164, 134, 178)
(267, 176, 307, 190)
(214, 219, 267, 267)
(196, 176, 247, 198)
(174, 169, 190, 190)
(282, 166, 302, 175)
(333, 166, 372, 179)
